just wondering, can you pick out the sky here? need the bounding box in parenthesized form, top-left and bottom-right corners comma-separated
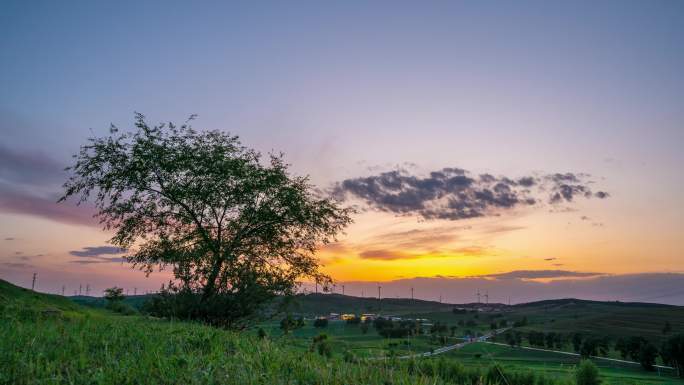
(1, 1, 683, 303)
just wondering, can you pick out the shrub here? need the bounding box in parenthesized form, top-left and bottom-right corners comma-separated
(575, 360, 601, 385)
(106, 301, 136, 315)
(257, 327, 267, 339)
(310, 334, 332, 358)
(313, 318, 328, 328)
(638, 342, 658, 371)
(661, 334, 684, 378)
(280, 315, 304, 333)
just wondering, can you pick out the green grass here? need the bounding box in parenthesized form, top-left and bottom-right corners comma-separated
(0, 279, 568, 385)
(447, 343, 684, 385)
(259, 319, 459, 358)
(3, 279, 684, 385)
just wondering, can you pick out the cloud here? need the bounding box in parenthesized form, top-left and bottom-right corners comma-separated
(544, 257, 556, 261)
(0, 183, 97, 226)
(0, 262, 34, 269)
(0, 145, 99, 227)
(69, 246, 126, 257)
(334, 167, 608, 221)
(364, 226, 464, 250)
(479, 270, 604, 280)
(4, 237, 15, 241)
(69, 257, 127, 264)
(358, 246, 487, 261)
(0, 144, 65, 187)
(68, 246, 127, 264)
(335, 273, 684, 305)
(358, 249, 411, 260)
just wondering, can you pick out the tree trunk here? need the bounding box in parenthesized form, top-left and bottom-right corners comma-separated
(202, 258, 223, 302)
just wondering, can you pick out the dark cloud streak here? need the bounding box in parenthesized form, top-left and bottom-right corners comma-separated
(478, 270, 604, 280)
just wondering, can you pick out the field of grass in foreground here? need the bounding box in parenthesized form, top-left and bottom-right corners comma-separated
(0, 279, 568, 385)
(3, 279, 683, 385)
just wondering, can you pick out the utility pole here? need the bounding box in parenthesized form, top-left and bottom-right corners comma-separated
(361, 289, 364, 298)
(134, 287, 137, 296)
(342, 285, 345, 296)
(31, 273, 37, 291)
(411, 287, 414, 301)
(315, 281, 318, 294)
(61, 285, 65, 296)
(79, 284, 82, 296)
(378, 285, 382, 312)
(439, 294, 442, 303)
(86, 284, 90, 296)
(485, 291, 489, 304)
(476, 289, 481, 303)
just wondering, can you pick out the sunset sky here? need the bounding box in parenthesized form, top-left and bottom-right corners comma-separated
(1, 1, 683, 304)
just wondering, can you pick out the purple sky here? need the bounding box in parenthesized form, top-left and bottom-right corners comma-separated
(1, 1, 683, 303)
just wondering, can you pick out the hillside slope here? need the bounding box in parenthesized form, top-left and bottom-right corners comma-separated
(0, 279, 564, 385)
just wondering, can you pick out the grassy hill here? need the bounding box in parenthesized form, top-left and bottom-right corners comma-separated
(0, 279, 85, 317)
(508, 298, 684, 344)
(0, 279, 569, 385)
(70, 292, 454, 316)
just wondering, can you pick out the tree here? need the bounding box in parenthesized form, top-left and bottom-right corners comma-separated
(60, 114, 352, 327)
(638, 342, 658, 371)
(661, 334, 684, 378)
(572, 333, 584, 353)
(575, 360, 601, 385)
(615, 338, 629, 360)
(626, 336, 648, 361)
(663, 321, 673, 335)
(580, 338, 600, 358)
(450, 325, 458, 337)
(104, 287, 125, 302)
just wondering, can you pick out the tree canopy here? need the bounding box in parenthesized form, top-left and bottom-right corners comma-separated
(61, 114, 352, 325)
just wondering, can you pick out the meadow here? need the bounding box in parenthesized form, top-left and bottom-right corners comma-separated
(3, 279, 684, 385)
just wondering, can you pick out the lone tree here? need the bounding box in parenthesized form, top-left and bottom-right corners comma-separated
(61, 114, 352, 327)
(104, 287, 125, 302)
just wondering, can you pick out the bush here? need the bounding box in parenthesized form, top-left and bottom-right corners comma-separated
(313, 318, 328, 328)
(280, 315, 304, 333)
(106, 301, 136, 315)
(257, 328, 267, 339)
(141, 282, 278, 329)
(575, 360, 601, 385)
(638, 342, 658, 371)
(310, 334, 332, 358)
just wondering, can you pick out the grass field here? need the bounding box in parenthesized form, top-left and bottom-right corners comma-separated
(0, 279, 563, 385)
(3, 279, 684, 384)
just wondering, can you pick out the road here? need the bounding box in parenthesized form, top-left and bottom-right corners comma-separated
(386, 328, 510, 360)
(485, 341, 674, 370)
(377, 329, 675, 372)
